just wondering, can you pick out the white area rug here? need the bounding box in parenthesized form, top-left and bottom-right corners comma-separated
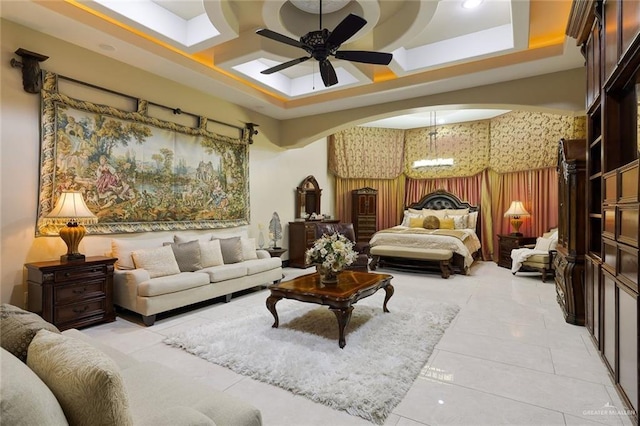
(164, 297, 459, 424)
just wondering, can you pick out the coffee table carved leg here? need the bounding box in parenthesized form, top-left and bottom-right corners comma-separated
(382, 283, 394, 313)
(266, 295, 282, 328)
(330, 306, 354, 349)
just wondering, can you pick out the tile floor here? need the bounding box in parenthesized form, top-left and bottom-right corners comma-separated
(82, 261, 635, 426)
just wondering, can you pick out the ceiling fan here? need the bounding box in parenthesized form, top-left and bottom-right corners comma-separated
(255, 2, 393, 88)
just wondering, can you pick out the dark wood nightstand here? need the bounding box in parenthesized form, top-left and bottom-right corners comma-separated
(497, 235, 537, 269)
(25, 256, 117, 331)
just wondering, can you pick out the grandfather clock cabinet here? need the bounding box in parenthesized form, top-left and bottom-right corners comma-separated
(351, 187, 377, 244)
(554, 138, 587, 326)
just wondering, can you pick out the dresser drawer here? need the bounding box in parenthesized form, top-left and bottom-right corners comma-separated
(54, 298, 106, 325)
(54, 264, 108, 283)
(54, 279, 106, 305)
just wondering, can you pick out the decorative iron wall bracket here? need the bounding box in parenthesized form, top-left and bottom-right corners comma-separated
(10, 48, 49, 94)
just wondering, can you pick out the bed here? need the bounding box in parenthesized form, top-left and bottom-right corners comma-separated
(368, 190, 482, 275)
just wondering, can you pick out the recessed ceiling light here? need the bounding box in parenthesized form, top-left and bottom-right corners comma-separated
(99, 44, 116, 52)
(462, 0, 483, 9)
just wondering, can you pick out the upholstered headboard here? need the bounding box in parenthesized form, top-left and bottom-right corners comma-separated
(406, 190, 480, 237)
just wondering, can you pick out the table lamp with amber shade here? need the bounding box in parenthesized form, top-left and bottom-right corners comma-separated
(45, 191, 97, 262)
(504, 200, 530, 236)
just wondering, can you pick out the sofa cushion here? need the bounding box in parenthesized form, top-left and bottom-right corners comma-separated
(145, 406, 216, 426)
(27, 329, 134, 426)
(120, 361, 261, 426)
(163, 240, 202, 272)
(0, 347, 69, 426)
(132, 246, 181, 278)
(137, 272, 210, 297)
(111, 237, 171, 270)
(200, 264, 248, 283)
(200, 239, 224, 268)
(243, 257, 282, 275)
(217, 237, 243, 264)
(241, 237, 258, 260)
(0, 303, 60, 362)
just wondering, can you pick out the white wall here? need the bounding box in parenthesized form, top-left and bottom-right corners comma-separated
(0, 21, 333, 306)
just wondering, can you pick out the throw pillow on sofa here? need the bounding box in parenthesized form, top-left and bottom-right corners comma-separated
(217, 237, 244, 264)
(241, 237, 258, 260)
(0, 303, 60, 362)
(27, 329, 134, 426)
(111, 237, 171, 270)
(200, 239, 224, 268)
(163, 240, 203, 272)
(132, 246, 181, 278)
(1, 347, 69, 425)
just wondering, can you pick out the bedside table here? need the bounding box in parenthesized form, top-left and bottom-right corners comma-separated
(497, 235, 537, 269)
(25, 256, 117, 331)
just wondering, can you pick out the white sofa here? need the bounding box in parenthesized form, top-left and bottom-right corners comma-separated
(111, 233, 282, 325)
(0, 304, 262, 426)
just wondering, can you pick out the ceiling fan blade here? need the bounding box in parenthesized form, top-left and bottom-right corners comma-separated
(319, 60, 338, 87)
(256, 29, 304, 49)
(326, 14, 366, 47)
(260, 57, 310, 74)
(334, 50, 393, 65)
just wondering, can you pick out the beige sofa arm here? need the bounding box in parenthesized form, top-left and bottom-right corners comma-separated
(113, 268, 151, 311)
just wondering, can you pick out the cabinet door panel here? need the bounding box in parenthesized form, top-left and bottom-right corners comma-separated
(602, 271, 616, 373)
(618, 284, 638, 412)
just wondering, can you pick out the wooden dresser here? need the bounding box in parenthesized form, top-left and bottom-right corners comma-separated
(351, 187, 377, 244)
(25, 256, 117, 331)
(497, 234, 536, 269)
(288, 221, 339, 268)
(554, 138, 587, 326)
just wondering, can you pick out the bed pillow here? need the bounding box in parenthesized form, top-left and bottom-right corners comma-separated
(423, 215, 440, 229)
(200, 239, 224, 268)
(408, 216, 425, 228)
(439, 217, 455, 229)
(27, 329, 134, 426)
(450, 214, 468, 229)
(423, 209, 447, 219)
(132, 246, 181, 278)
(163, 240, 202, 272)
(467, 211, 479, 229)
(446, 208, 470, 216)
(401, 210, 422, 227)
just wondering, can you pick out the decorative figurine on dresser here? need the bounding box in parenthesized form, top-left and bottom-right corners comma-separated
(554, 138, 587, 325)
(351, 187, 377, 244)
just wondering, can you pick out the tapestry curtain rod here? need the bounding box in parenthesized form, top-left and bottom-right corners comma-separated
(56, 74, 245, 132)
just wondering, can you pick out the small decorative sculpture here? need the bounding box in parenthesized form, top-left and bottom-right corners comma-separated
(269, 212, 283, 248)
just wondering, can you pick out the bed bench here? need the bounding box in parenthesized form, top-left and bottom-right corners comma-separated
(369, 246, 454, 278)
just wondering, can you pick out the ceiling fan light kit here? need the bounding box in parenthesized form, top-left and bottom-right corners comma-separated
(256, 1, 392, 88)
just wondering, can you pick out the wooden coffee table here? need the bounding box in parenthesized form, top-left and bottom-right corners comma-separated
(266, 270, 394, 348)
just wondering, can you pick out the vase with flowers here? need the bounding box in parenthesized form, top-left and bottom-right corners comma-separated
(305, 232, 358, 285)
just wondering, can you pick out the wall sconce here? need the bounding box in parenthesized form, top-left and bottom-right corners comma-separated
(45, 191, 98, 262)
(504, 201, 530, 236)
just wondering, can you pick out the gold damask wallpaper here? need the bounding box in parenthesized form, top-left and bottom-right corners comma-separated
(329, 127, 404, 178)
(405, 121, 490, 179)
(489, 111, 586, 173)
(329, 111, 586, 179)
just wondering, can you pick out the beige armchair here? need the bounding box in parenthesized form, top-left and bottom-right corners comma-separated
(511, 228, 558, 282)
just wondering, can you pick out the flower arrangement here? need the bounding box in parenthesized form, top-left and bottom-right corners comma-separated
(305, 232, 358, 272)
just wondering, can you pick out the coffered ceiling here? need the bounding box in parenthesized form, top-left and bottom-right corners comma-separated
(1, 0, 582, 127)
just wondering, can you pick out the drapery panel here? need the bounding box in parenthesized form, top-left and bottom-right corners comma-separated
(329, 128, 405, 179)
(335, 176, 406, 232)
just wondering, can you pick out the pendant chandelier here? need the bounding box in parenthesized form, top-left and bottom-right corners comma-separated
(412, 111, 454, 168)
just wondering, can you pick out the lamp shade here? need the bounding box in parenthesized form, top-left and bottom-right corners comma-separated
(46, 191, 97, 223)
(503, 201, 530, 217)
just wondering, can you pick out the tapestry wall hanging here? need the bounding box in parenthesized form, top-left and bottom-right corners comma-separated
(37, 73, 250, 235)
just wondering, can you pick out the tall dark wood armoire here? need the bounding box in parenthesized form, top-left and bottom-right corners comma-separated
(554, 138, 587, 325)
(351, 188, 377, 244)
(567, 0, 639, 420)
